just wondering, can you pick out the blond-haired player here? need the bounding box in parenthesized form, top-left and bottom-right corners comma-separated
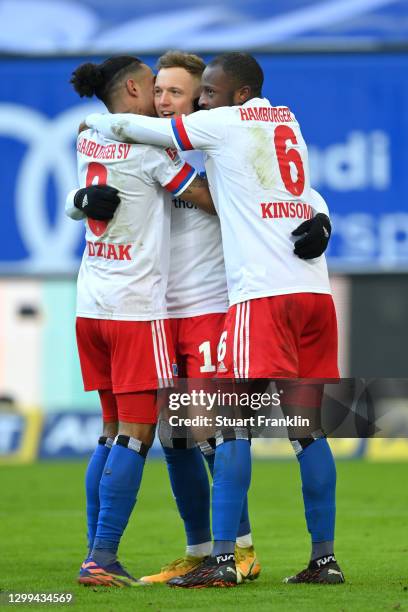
(139, 50, 260, 584)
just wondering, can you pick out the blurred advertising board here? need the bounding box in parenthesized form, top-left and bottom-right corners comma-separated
(2, 376, 408, 462)
(0, 406, 406, 462)
(0, 408, 163, 462)
(0, 52, 406, 274)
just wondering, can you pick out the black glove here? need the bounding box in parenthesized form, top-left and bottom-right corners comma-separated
(74, 184, 120, 221)
(292, 213, 331, 259)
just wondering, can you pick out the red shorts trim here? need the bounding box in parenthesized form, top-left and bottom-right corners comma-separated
(216, 294, 339, 379)
(170, 312, 225, 378)
(76, 317, 177, 394)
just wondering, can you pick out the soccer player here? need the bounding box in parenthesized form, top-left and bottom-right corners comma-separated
(138, 50, 260, 584)
(66, 55, 214, 587)
(85, 52, 343, 588)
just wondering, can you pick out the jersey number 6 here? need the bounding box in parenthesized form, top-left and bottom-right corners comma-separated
(274, 125, 305, 197)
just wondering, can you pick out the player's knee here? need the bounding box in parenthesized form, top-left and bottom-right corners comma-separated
(158, 419, 196, 450)
(118, 422, 156, 447)
(290, 430, 326, 456)
(198, 437, 216, 457)
(158, 419, 189, 449)
(113, 432, 152, 460)
(158, 419, 172, 448)
(215, 426, 251, 445)
(103, 420, 118, 439)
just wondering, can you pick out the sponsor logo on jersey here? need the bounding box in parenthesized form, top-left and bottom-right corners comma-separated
(173, 198, 197, 210)
(260, 201, 313, 220)
(87, 241, 132, 261)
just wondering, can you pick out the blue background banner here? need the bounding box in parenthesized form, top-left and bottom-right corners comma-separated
(0, 53, 406, 273)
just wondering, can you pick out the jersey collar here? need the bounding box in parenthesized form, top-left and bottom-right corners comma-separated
(242, 97, 270, 108)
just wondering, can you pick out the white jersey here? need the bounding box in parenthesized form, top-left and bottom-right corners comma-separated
(71, 129, 196, 320)
(167, 150, 228, 318)
(86, 100, 331, 306)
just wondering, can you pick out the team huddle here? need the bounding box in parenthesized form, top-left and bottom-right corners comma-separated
(66, 51, 344, 588)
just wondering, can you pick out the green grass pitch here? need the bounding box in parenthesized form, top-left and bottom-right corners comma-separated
(1, 459, 407, 611)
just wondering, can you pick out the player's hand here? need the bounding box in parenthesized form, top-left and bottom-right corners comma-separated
(74, 185, 120, 221)
(292, 213, 331, 259)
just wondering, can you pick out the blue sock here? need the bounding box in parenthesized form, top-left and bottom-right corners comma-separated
(204, 447, 251, 539)
(213, 540, 235, 556)
(85, 436, 113, 553)
(163, 445, 211, 546)
(212, 439, 251, 549)
(92, 437, 146, 565)
(203, 449, 215, 475)
(297, 438, 336, 547)
(237, 497, 251, 538)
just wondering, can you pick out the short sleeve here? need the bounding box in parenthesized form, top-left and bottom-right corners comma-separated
(141, 146, 197, 197)
(65, 188, 85, 220)
(170, 108, 227, 152)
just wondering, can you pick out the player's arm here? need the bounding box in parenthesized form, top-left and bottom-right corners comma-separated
(179, 175, 216, 215)
(65, 185, 120, 221)
(292, 189, 331, 260)
(66, 188, 85, 220)
(85, 109, 226, 152)
(141, 146, 215, 214)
